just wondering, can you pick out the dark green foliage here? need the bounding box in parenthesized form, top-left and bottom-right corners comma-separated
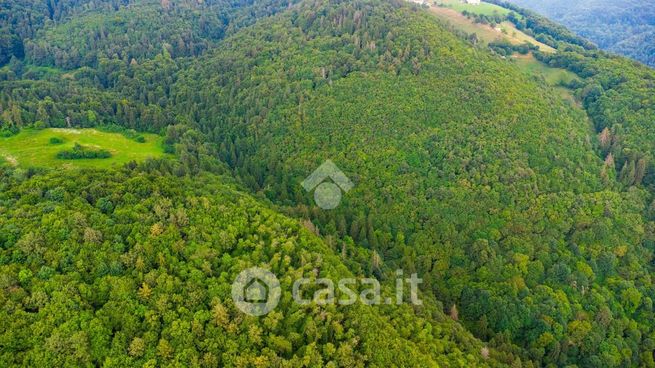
(56, 143, 112, 159)
(0, 31, 23, 66)
(0, 0, 127, 67)
(489, 40, 537, 56)
(0, 126, 19, 138)
(0, 0, 297, 68)
(462, 10, 507, 26)
(48, 137, 64, 145)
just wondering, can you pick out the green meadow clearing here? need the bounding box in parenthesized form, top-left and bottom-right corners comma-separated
(428, 3, 554, 52)
(424, 1, 576, 102)
(513, 54, 580, 85)
(435, 0, 513, 17)
(512, 53, 581, 103)
(0, 128, 167, 169)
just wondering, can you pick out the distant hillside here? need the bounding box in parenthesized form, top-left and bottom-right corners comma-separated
(505, 0, 655, 66)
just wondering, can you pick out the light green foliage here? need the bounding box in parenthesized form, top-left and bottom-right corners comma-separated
(0, 166, 506, 367)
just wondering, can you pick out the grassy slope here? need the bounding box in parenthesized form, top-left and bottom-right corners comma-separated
(0, 128, 166, 169)
(423, 1, 578, 101)
(430, 1, 554, 52)
(512, 53, 580, 102)
(436, 0, 512, 16)
(512, 55, 577, 85)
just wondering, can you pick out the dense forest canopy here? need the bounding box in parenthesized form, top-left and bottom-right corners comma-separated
(2, 0, 655, 367)
(0, 165, 512, 367)
(1, 0, 299, 68)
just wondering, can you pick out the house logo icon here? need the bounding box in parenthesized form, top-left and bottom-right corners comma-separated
(231, 267, 281, 316)
(302, 160, 354, 210)
(244, 277, 269, 303)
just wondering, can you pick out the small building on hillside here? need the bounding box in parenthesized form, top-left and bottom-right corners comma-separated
(465, 0, 481, 4)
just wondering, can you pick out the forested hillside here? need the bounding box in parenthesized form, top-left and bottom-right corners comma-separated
(164, 1, 655, 365)
(505, 0, 655, 67)
(2, 0, 655, 367)
(1, 0, 296, 67)
(0, 164, 512, 367)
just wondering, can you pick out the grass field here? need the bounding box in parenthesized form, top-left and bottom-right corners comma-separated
(512, 53, 580, 104)
(513, 54, 579, 85)
(435, 0, 512, 16)
(0, 128, 167, 169)
(428, 5, 555, 52)
(419, 1, 580, 104)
